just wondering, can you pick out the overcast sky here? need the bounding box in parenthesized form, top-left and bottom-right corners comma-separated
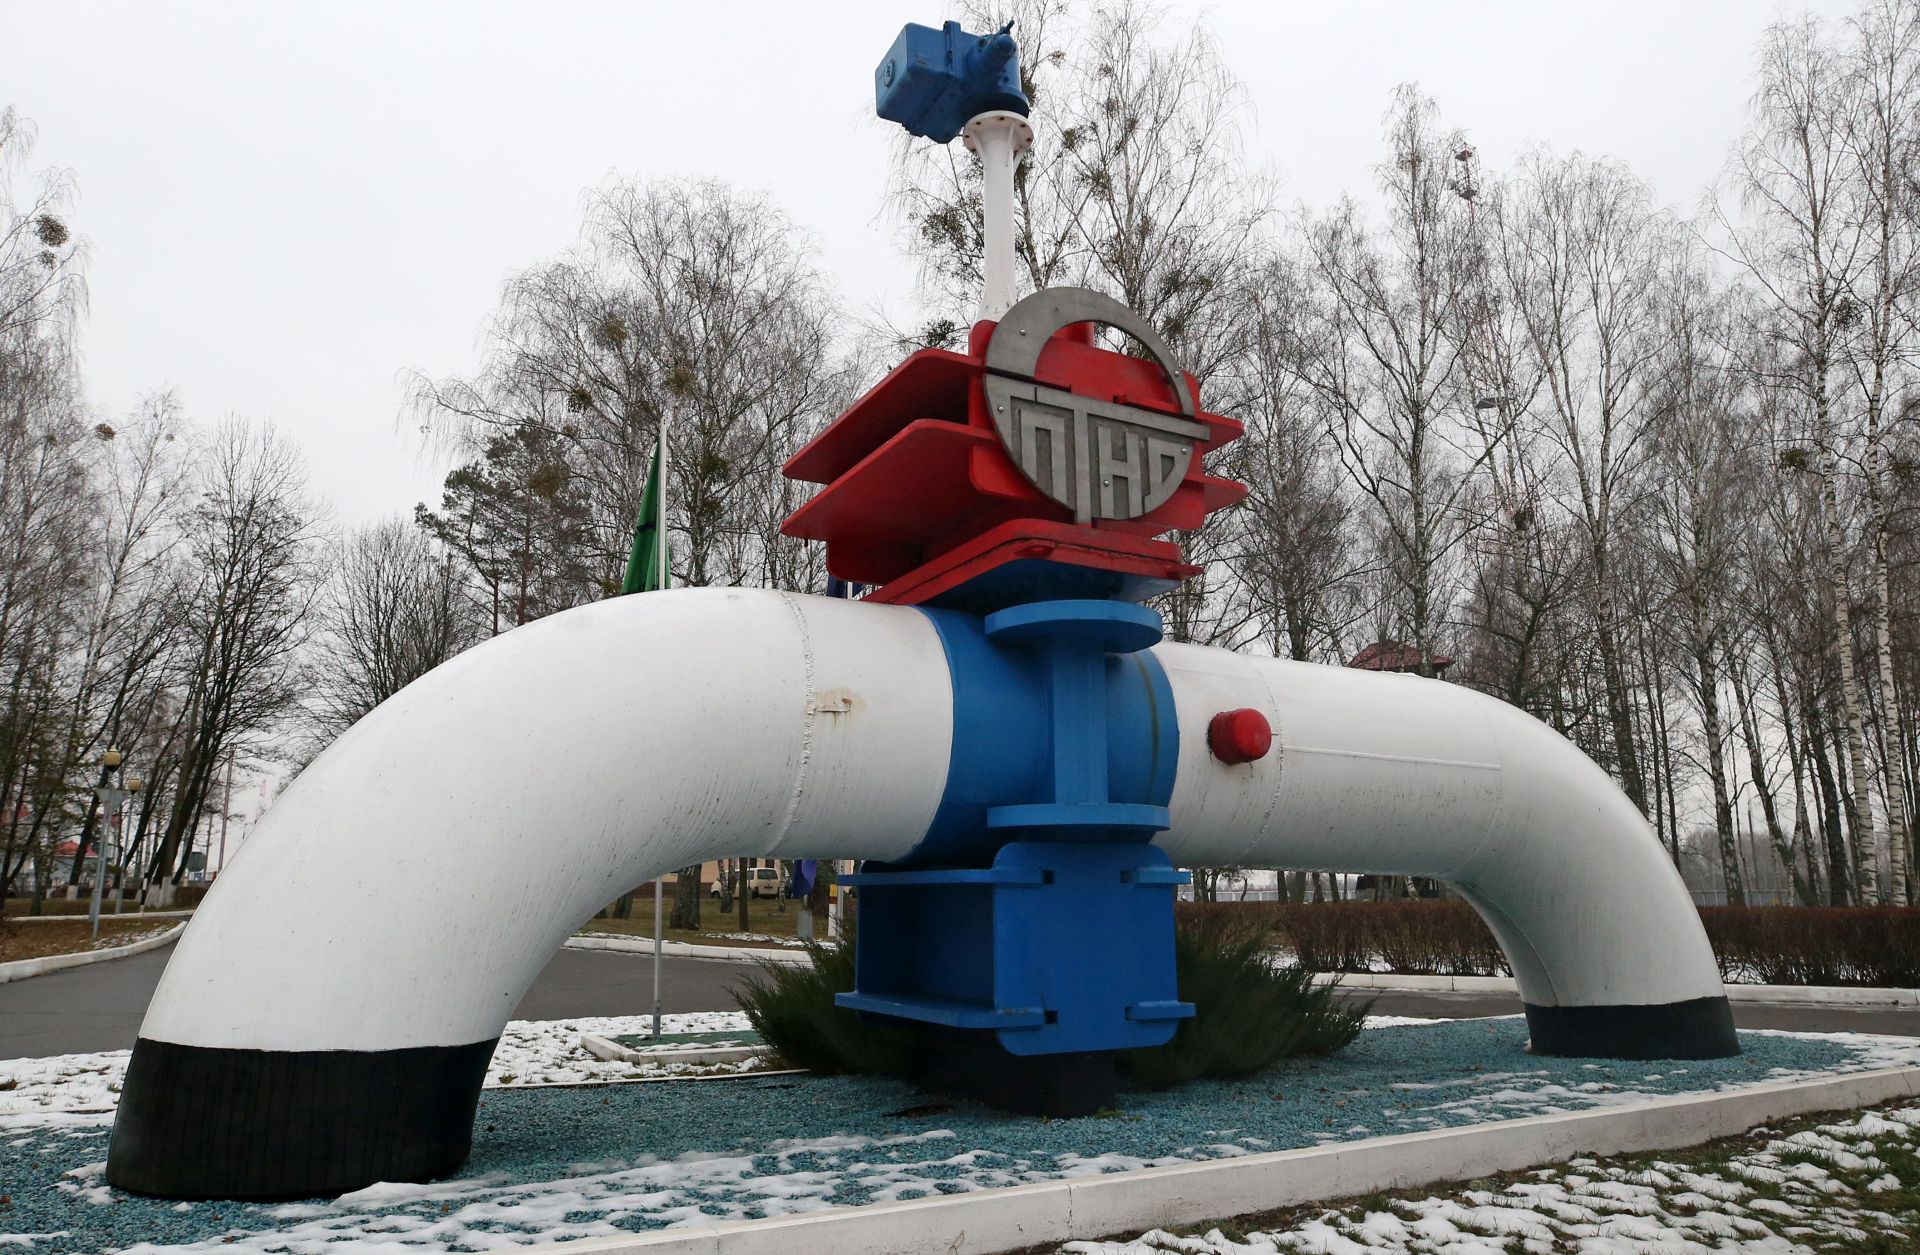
(3, 0, 1861, 530)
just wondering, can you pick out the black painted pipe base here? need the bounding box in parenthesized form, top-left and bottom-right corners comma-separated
(1525, 996, 1739, 1061)
(916, 1028, 1117, 1117)
(105, 1036, 498, 1200)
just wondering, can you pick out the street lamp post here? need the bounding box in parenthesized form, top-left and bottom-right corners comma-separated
(90, 749, 143, 942)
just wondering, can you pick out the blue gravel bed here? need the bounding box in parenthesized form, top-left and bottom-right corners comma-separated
(0, 1023, 1871, 1252)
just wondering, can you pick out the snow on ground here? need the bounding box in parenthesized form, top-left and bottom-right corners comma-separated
(574, 929, 809, 949)
(79, 924, 176, 952)
(0, 1049, 127, 1116)
(700, 931, 809, 949)
(0, 1013, 1421, 1118)
(0, 1012, 757, 1118)
(1359, 1016, 1454, 1030)
(482, 1013, 757, 1085)
(1062, 1103, 1920, 1253)
(5, 1019, 1920, 1252)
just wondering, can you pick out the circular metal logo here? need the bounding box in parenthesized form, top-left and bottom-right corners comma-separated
(981, 287, 1208, 523)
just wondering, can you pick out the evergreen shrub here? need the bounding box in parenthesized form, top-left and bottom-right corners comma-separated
(738, 914, 1367, 1091)
(1118, 911, 1367, 1090)
(736, 935, 916, 1077)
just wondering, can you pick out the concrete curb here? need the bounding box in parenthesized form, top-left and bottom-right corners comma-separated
(564, 936, 810, 965)
(1319, 970, 1920, 1007)
(0, 922, 184, 985)
(522, 1064, 1920, 1255)
(5, 908, 194, 925)
(579, 1033, 766, 1067)
(493, 1068, 810, 1092)
(1726, 982, 1920, 1006)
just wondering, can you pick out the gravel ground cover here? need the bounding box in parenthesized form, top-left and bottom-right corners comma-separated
(1061, 1100, 1920, 1253)
(4, 1020, 1918, 1251)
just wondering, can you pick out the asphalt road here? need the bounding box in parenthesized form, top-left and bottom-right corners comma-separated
(6, 941, 1920, 1059)
(0, 943, 752, 1059)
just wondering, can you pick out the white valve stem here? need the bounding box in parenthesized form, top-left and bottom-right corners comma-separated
(963, 110, 1034, 323)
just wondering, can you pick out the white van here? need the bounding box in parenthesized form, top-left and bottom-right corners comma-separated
(711, 866, 783, 899)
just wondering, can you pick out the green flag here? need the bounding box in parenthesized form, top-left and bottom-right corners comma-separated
(620, 441, 670, 595)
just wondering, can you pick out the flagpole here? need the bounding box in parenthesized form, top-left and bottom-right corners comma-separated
(651, 419, 667, 1038)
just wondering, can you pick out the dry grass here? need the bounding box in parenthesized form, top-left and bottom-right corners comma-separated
(0, 916, 174, 963)
(577, 896, 825, 947)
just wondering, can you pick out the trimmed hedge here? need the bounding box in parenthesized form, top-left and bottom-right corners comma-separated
(1179, 900, 1510, 977)
(1179, 900, 1920, 989)
(1701, 906, 1920, 987)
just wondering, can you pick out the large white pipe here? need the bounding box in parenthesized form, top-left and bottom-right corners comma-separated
(108, 589, 1729, 1199)
(139, 589, 955, 1056)
(1154, 642, 1723, 1013)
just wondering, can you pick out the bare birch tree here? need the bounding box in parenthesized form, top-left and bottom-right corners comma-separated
(1644, 266, 1760, 904)
(1494, 152, 1673, 807)
(307, 518, 478, 740)
(411, 177, 853, 604)
(1296, 86, 1505, 676)
(143, 423, 321, 902)
(1711, 15, 1882, 899)
(1841, 0, 1920, 901)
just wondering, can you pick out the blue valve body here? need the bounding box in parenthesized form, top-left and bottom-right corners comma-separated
(836, 601, 1192, 1056)
(875, 20, 1029, 143)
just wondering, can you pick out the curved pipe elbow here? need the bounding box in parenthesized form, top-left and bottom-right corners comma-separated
(1152, 643, 1733, 1058)
(109, 590, 958, 1198)
(109, 592, 1733, 1199)
(136, 589, 955, 1056)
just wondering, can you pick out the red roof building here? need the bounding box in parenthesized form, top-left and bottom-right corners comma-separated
(1346, 641, 1455, 675)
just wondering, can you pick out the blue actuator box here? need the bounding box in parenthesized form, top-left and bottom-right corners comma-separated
(875, 20, 1029, 144)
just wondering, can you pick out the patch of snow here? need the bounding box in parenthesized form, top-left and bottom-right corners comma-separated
(0, 1012, 756, 1120)
(575, 929, 809, 949)
(1065, 1095, 1920, 1254)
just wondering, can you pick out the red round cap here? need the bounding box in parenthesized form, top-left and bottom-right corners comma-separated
(1208, 708, 1272, 764)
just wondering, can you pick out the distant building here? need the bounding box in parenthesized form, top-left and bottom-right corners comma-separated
(1346, 640, 1455, 676)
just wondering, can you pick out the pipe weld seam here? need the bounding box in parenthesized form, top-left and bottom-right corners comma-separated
(769, 591, 818, 854)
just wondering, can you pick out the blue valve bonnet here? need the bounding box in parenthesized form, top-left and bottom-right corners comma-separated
(876, 20, 1029, 143)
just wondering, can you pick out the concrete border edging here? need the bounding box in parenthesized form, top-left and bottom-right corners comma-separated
(0, 922, 184, 985)
(1319, 970, 1920, 1007)
(521, 1065, 1920, 1255)
(579, 1033, 765, 1067)
(1726, 982, 1920, 1007)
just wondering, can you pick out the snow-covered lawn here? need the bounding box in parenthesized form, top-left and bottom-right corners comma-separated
(0, 1011, 759, 1116)
(1063, 1102, 1920, 1253)
(0, 1013, 1439, 1116)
